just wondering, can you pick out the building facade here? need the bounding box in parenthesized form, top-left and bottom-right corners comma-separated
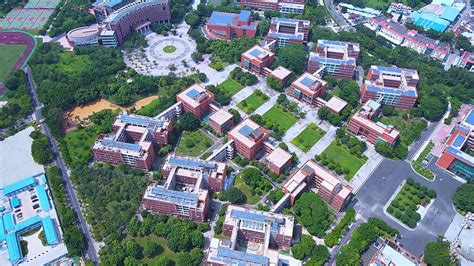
(239, 0, 304, 14)
(308, 39, 360, 79)
(176, 84, 214, 118)
(347, 100, 400, 145)
(263, 147, 292, 175)
(204, 10, 258, 41)
(209, 109, 234, 134)
(266, 17, 310, 48)
(360, 65, 419, 109)
(288, 72, 328, 106)
(228, 118, 270, 160)
(241, 45, 276, 76)
(457, 51, 474, 72)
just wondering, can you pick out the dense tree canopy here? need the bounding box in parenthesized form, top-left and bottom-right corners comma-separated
(424, 237, 457, 266)
(452, 183, 474, 213)
(291, 235, 316, 260)
(0, 71, 33, 128)
(217, 187, 246, 204)
(293, 193, 332, 237)
(30, 130, 54, 165)
(276, 44, 308, 74)
(47, 0, 95, 36)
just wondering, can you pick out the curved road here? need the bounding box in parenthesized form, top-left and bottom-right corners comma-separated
(25, 66, 99, 264)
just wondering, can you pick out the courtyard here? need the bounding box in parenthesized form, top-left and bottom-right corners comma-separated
(291, 123, 326, 153)
(320, 141, 366, 179)
(175, 130, 213, 157)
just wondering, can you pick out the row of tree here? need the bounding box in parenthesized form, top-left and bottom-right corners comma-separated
(0, 71, 33, 128)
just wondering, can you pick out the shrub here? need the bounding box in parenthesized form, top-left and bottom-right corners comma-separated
(427, 189, 437, 199)
(406, 178, 414, 185)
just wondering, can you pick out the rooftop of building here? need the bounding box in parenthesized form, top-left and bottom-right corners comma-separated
(114, 113, 170, 132)
(270, 66, 292, 80)
(317, 39, 360, 51)
(67, 25, 100, 38)
(207, 238, 272, 266)
(291, 72, 328, 95)
(93, 0, 126, 9)
(461, 51, 474, 63)
(365, 65, 418, 96)
(177, 83, 212, 108)
(224, 205, 294, 237)
(104, 0, 169, 24)
(370, 239, 425, 266)
(352, 100, 400, 142)
(163, 154, 226, 179)
(283, 160, 352, 199)
(207, 10, 257, 30)
(325, 96, 348, 113)
(242, 45, 275, 62)
(309, 52, 356, 65)
(409, 10, 450, 32)
(271, 17, 310, 26)
(264, 147, 292, 168)
(209, 109, 233, 126)
(93, 134, 151, 157)
(228, 118, 269, 148)
(0, 173, 63, 264)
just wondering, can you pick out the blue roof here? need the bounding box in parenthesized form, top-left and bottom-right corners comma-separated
(2, 176, 36, 196)
(169, 156, 216, 170)
(272, 17, 309, 24)
(15, 215, 41, 233)
(464, 109, 474, 126)
(239, 10, 251, 22)
(36, 185, 52, 212)
(310, 55, 356, 65)
(249, 48, 263, 58)
(42, 216, 58, 245)
(452, 135, 466, 148)
(6, 233, 21, 263)
(208, 11, 236, 26)
(410, 11, 449, 32)
(440, 6, 460, 22)
(187, 88, 200, 99)
(238, 125, 254, 137)
(447, 146, 474, 165)
(217, 248, 269, 265)
(300, 76, 317, 87)
(3, 212, 15, 231)
(368, 100, 381, 110)
(101, 139, 142, 152)
(320, 39, 353, 47)
(231, 209, 267, 222)
(10, 197, 20, 208)
(366, 85, 417, 97)
(119, 114, 152, 126)
(150, 187, 198, 206)
(268, 32, 304, 40)
(0, 215, 5, 241)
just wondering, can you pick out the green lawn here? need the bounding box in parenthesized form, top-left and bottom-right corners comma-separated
(234, 174, 261, 205)
(131, 235, 178, 265)
(59, 52, 92, 75)
(175, 130, 213, 157)
(63, 126, 98, 167)
(364, 0, 411, 10)
(291, 123, 326, 152)
(321, 141, 366, 179)
(0, 44, 26, 83)
(237, 90, 269, 114)
(163, 45, 176, 53)
(217, 78, 244, 96)
(262, 105, 298, 131)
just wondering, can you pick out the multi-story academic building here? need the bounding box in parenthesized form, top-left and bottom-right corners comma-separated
(208, 109, 234, 134)
(308, 40, 360, 79)
(288, 72, 328, 107)
(204, 10, 258, 40)
(228, 118, 270, 160)
(241, 45, 276, 76)
(266, 17, 310, 48)
(176, 84, 215, 118)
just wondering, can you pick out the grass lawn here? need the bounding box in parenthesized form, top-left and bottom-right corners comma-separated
(237, 90, 269, 114)
(0, 44, 26, 83)
(63, 126, 98, 167)
(380, 114, 427, 146)
(131, 235, 178, 265)
(217, 78, 244, 96)
(291, 123, 326, 152)
(321, 141, 366, 179)
(364, 0, 410, 10)
(262, 105, 298, 131)
(234, 174, 262, 205)
(59, 52, 92, 75)
(163, 45, 176, 53)
(175, 130, 213, 157)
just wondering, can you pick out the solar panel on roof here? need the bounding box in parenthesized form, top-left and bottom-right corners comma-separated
(238, 125, 254, 137)
(300, 76, 316, 87)
(249, 48, 264, 57)
(239, 10, 250, 21)
(101, 139, 142, 151)
(151, 187, 198, 202)
(169, 156, 216, 169)
(217, 248, 270, 265)
(119, 114, 152, 126)
(186, 88, 200, 99)
(231, 209, 267, 222)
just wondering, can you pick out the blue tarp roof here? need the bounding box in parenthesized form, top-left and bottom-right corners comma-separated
(238, 125, 254, 137)
(239, 10, 250, 22)
(2, 177, 36, 196)
(217, 248, 269, 265)
(36, 185, 52, 212)
(42, 216, 58, 245)
(6, 232, 21, 263)
(231, 209, 267, 222)
(10, 197, 20, 208)
(208, 11, 236, 25)
(3, 212, 15, 231)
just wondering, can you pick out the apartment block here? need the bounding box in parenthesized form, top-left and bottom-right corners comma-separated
(241, 45, 276, 76)
(282, 160, 353, 212)
(204, 10, 258, 41)
(266, 17, 310, 48)
(209, 109, 234, 134)
(263, 147, 292, 175)
(93, 113, 173, 170)
(176, 84, 214, 118)
(228, 118, 270, 160)
(457, 51, 474, 72)
(288, 72, 328, 106)
(347, 100, 400, 145)
(436, 108, 474, 179)
(360, 65, 419, 109)
(308, 40, 360, 79)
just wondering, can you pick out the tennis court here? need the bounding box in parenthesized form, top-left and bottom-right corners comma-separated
(0, 8, 54, 30)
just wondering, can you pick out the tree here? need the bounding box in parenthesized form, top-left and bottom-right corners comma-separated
(293, 193, 332, 237)
(62, 226, 86, 256)
(338, 79, 360, 106)
(31, 133, 53, 165)
(191, 51, 203, 62)
(291, 235, 316, 260)
(177, 248, 203, 266)
(306, 245, 329, 266)
(276, 44, 308, 74)
(424, 237, 457, 266)
(179, 112, 200, 131)
(143, 242, 159, 258)
(190, 230, 204, 248)
(228, 108, 241, 123)
(124, 240, 141, 259)
(267, 76, 283, 91)
(453, 183, 474, 213)
(218, 187, 246, 204)
(268, 189, 284, 203)
(185, 11, 200, 27)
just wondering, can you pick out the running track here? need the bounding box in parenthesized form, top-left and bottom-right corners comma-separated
(0, 31, 36, 72)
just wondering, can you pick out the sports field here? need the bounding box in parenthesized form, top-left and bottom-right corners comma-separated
(25, 0, 61, 8)
(0, 44, 27, 82)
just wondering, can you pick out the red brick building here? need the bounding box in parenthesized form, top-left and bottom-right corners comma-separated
(360, 65, 419, 109)
(92, 113, 172, 171)
(269, 66, 292, 87)
(266, 17, 310, 47)
(288, 72, 328, 107)
(204, 10, 258, 41)
(239, 0, 305, 14)
(263, 147, 292, 175)
(176, 84, 214, 118)
(208, 109, 234, 134)
(308, 39, 359, 79)
(228, 118, 270, 160)
(282, 160, 352, 212)
(347, 100, 400, 145)
(241, 45, 276, 76)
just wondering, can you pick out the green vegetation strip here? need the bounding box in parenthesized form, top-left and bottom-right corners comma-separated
(324, 208, 356, 247)
(411, 142, 435, 180)
(320, 141, 366, 179)
(291, 123, 325, 152)
(217, 78, 244, 96)
(237, 90, 269, 114)
(262, 105, 298, 131)
(175, 130, 213, 157)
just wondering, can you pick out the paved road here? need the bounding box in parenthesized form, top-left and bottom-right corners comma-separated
(353, 158, 462, 256)
(328, 220, 361, 265)
(25, 67, 99, 264)
(323, 0, 354, 31)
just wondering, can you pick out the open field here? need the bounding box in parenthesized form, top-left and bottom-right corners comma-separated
(321, 141, 366, 178)
(132, 235, 177, 265)
(175, 130, 213, 157)
(234, 175, 261, 205)
(237, 90, 269, 114)
(263, 105, 298, 131)
(217, 78, 244, 96)
(291, 123, 326, 152)
(0, 44, 26, 82)
(63, 126, 98, 167)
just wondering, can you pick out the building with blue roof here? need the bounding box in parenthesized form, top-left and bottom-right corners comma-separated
(241, 44, 276, 76)
(0, 173, 67, 265)
(92, 0, 129, 23)
(361, 65, 419, 109)
(409, 0, 462, 32)
(205, 10, 258, 41)
(266, 17, 310, 47)
(289, 72, 328, 107)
